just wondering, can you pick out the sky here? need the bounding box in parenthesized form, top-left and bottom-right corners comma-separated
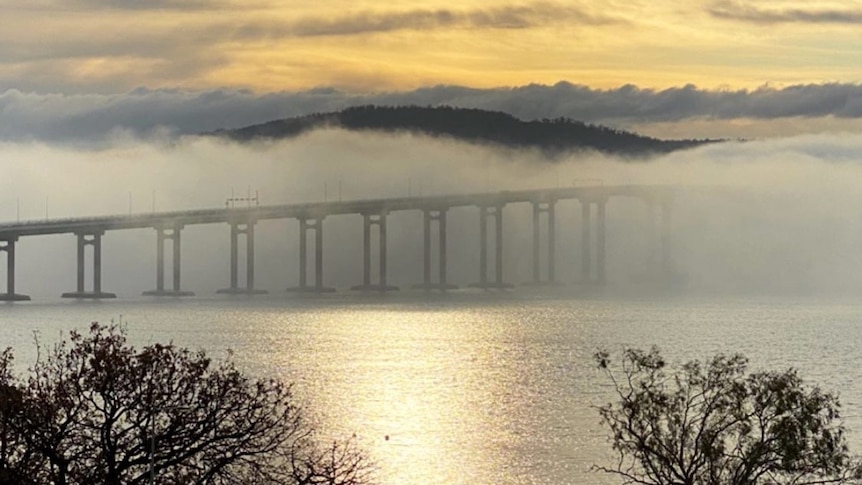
(1, 0, 862, 296)
(1, 0, 862, 140)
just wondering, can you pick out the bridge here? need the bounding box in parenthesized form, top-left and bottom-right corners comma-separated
(0, 185, 674, 301)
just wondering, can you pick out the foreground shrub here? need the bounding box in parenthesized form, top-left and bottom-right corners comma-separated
(0, 323, 371, 485)
(595, 347, 862, 485)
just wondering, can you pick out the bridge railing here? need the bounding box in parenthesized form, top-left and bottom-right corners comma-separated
(0, 185, 678, 237)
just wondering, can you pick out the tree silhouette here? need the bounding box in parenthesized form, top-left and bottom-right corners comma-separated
(595, 347, 862, 485)
(0, 323, 371, 485)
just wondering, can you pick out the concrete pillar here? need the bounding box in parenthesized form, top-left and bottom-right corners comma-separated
(413, 209, 456, 290)
(640, 194, 674, 285)
(363, 214, 371, 287)
(548, 202, 556, 284)
(229, 224, 239, 290)
(315, 218, 325, 290)
(219, 221, 267, 295)
(63, 231, 115, 299)
(352, 212, 397, 291)
(93, 233, 102, 293)
(597, 199, 607, 285)
(298, 218, 308, 288)
(648, 201, 657, 275)
(532, 203, 541, 283)
(5, 240, 13, 295)
(145, 225, 193, 297)
(529, 201, 557, 286)
(439, 210, 448, 288)
(661, 197, 672, 281)
(288, 217, 333, 293)
(423, 210, 432, 287)
(76, 233, 86, 293)
(173, 228, 182, 292)
(0, 238, 29, 300)
(379, 213, 388, 288)
(479, 206, 488, 285)
(581, 201, 592, 283)
(495, 205, 503, 286)
(155, 229, 165, 292)
(246, 223, 255, 291)
(470, 204, 511, 289)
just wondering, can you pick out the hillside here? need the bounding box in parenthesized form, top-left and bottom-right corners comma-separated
(209, 105, 716, 156)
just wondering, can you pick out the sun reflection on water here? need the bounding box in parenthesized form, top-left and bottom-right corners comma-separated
(3, 295, 862, 485)
(244, 302, 608, 484)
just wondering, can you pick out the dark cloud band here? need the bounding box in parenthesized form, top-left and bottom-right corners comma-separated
(709, 1, 862, 24)
(2, 82, 862, 143)
(237, 3, 616, 39)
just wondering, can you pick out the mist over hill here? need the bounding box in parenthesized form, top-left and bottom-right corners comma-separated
(209, 105, 718, 157)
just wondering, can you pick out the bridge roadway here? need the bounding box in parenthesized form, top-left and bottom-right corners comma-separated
(0, 185, 675, 301)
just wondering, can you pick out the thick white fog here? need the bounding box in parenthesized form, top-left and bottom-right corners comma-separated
(1, 130, 862, 298)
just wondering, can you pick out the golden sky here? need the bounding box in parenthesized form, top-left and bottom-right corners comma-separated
(1, 0, 861, 94)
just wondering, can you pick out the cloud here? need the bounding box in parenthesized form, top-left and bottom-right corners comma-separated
(3, 82, 862, 143)
(375, 82, 862, 123)
(0, 1, 619, 94)
(3, 2, 613, 40)
(708, 1, 862, 24)
(183, 3, 619, 47)
(264, 3, 617, 38)
(8, 0, 237, 11)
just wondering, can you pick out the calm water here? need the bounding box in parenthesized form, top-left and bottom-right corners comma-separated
(1, 291, 861, 485)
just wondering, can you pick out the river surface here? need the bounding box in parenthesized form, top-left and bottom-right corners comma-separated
(1, 290, 861, 485)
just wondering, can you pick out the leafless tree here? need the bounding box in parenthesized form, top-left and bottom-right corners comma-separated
(595, 347, 862, 485)
(0, 323, 372, 485)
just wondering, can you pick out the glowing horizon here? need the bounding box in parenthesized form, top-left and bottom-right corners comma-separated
(2, 1, 861, 94)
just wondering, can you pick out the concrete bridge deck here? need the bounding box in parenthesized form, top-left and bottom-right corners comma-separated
(0, 185, 671, 236)
(0, 185, 675, 300)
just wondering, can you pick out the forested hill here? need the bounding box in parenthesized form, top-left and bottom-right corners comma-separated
(210, 105, 716, 156)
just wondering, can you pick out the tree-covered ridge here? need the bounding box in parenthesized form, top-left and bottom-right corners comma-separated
(211, 105, 717, 156)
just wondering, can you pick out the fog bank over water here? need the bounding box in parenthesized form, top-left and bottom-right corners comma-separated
(1, 130, 862, 298)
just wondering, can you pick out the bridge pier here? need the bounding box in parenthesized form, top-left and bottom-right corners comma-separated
(470, 204, 513, 289)
(62, 231, 116, 299)
(645, 195, 674, 283)
(143, 225, 194, 297)
(287, 216, 334, 293)
(217, 220, 268, 295)
(525, 201, 558, 286)
(412, 208, 457, 290)
(0, 237, 30, 301)
(578, 198, 607, 285)
(352, 212, 398, 291)
(661, 197, 672, 279)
